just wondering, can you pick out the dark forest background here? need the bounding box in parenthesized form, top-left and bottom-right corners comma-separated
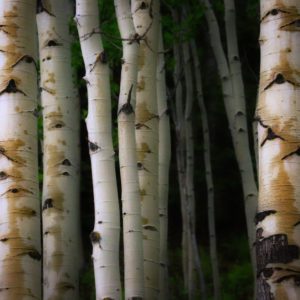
(65, 0, 261, 298)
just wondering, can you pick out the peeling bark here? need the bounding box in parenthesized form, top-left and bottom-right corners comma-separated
(256, 0, 300, 298)
(0, 1, 41, 299)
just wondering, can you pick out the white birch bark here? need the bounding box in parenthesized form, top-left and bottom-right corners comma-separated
(131, 1, 160, 298)
(75, 1, 121, 299)
(201, 0, 258, 264)
(256, 1, 300, 298)
(0, 1, 41, 298)
(115, 0, 144, 298)
(157, 22, 171, 300)
(37, 0, 80, 298)
(191, 39, 221, 300)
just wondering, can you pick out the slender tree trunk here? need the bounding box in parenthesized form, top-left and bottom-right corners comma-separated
(157, 22, 171, 300)
(131, 1, 160, 298)
(115, 1, 144, 298)
(76, 1, 121, 298)
(191, 39, 220, 300)
(0, 1, 41, 298)
(37, 1, 81, 298)
(256, 1, 300, 298)
(201, 0, 258, 266)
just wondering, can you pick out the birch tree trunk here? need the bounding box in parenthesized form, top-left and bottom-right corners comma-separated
(115, 0, 144, 298)
(0, 1, 41, 298)
(76, 1, 121, 299)
(37, 0, 80, 298)
(201, 0, 258, 265)
(157, 22, 171, 300)
(191, 39, 221, 300)
(131, 1, 160, 298)
(256, 1, 300, 298)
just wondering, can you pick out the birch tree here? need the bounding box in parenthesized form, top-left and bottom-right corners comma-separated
(157, 22, 171, 300)
(115, 0, 144, 298)
(0, 0, 41, 298)
(37, 0, 80, 298)
(131, 1, 160, 298)
(76, 1, 121, 298)
(256, 0, 300, 298)
(200, 0, 258, 264)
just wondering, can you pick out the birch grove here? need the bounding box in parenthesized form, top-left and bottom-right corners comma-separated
(256, 0, 300, 298)
(37, 1, 80, 298)
(0, 1, 41, 298)
(76, 1, 121, 298)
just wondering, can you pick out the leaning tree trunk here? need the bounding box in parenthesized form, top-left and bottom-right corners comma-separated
(37, 0, 80, 298)
(131, 1, 160, 298)
(201, 0, 258, 265)
(191, 39, 221, 300)
(0, 0, 41, 298)
(157, 22, 171, 300)
(115, 0, 144, 298)
(256, 1, 300, 298)
(76, 1, 121, 299)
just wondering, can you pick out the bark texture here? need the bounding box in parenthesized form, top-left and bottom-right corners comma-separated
(0, 1, 41, 299)
(131, 1, 160, 298)
(115, 0, 144, 298)
(76, 1, 121, 299)
(256, 0, 300, 298)
(37, 0, 80, 298)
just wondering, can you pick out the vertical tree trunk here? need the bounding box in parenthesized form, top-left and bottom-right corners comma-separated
(201, 0, 258, 265)
(157, 22, 171, 300)
(0, 1, 41, 298)
(115, 0, 144, 298)
(76, 1, 121, 299)
(37, 0, 80, 298)
(256, 1, 300, 298)
(191, 39, 221, 300)
(131, 1, 160, 298)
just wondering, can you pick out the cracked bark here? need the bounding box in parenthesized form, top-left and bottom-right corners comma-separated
(256, 1, 300, 298)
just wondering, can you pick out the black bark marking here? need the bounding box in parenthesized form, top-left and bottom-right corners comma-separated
(257, 275, 273, 300)
(46, 40, 61, 47)
(294, 221, 300, 227)
(143, 225, 158, 231)
(28, 250, 42, 261)
(0, 238, 8, 242)
(280, 19, 300, 29)
(261, 8, 289, 22)
(256, 234, 299, 276)
(118, 84, 134, 115)
(128, 33, 141, 45)
(282, 147, 300, 160)
(256, 228, 264, 240)
(135, 123, 150, 129)
(261, 128, 284, 147)
(37, 0, 55, 15)
(57, 282, 75, 291)
(262, 268, 274, 279)
(88, 141, 100, 152)
(42, 198, 53, 211)
(137, 162, 149, 172)
(62, 159, 71, 166)
(255, 210, 277, 225)
(264, 73, 285, 91)
(0, 147, 21, 164)
(11, 55, 37, 69)
(275, 274, 300, 285)
(51, 122, 65, 129)
(90, 231, 102, 249)
(90, 51, 107, 72)
(0, 80, 26, 96)
(140, 2, 148, 9)
(61, 172, 70, 176)
(254, 115, 268, 128)
(0, 171, 8, 180)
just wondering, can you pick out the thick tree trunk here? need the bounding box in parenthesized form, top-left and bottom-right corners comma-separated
(201, 0, 258, 265)
(37, 1, 81, 298)
(191, 39, 220, 300)
(256, 1, 300, 298)
(115, 1, 144, 298)
(76, 1, 121, 299)
(0, 1, 41, 298)
(131, 1, 160, 298)
(157, 22, 171, 300)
